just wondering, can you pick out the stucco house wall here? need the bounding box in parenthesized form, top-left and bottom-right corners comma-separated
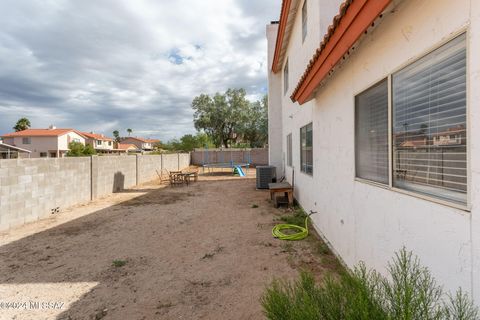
(268, 0, 480, 302)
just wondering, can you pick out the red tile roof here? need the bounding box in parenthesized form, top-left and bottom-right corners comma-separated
(116, 143, 138, 150)
(80, 132, 113, 141)
(291, 0, 392, 104)
(124, 137, 159, 143)
(2, 128, 75, 137)
(271, 0, 293, 73)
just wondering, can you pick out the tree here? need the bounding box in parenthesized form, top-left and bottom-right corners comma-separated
(13, 118, 31, 132)
(127, 128, 132, 136)
(239, 95, 268, 148)
(192, 88, 250, 148)
(112, 130, 120, 143)
(66, 142, 96, 157)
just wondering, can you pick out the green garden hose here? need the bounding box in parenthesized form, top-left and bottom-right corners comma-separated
(272, 215, 310, 241)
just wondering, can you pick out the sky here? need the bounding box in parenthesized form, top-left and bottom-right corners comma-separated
(0, 0, 280, 141)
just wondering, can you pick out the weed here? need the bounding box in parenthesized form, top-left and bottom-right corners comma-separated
(315, 243, 330, 256)
(278, 207, 307, 226)
(261, 248, 479, 320)
(112, 259, 127, 268)
(252, 204, 259, 208)
(280, 242, 295, 253)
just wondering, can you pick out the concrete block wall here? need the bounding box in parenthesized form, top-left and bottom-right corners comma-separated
(0, 157, 91, 230)
(190, 148, 268, 166)
(91, 156, 137, 199)
(137, 155, 162, 184)
(162, 154, 179, 172)
(0, 153, 191, 231)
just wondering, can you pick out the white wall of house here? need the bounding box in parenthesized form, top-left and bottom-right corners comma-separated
(2, 132, 86, 157)
(60, 132, 86, 151)
(269, 0, 480, 302)
(86, 138, 113, 150)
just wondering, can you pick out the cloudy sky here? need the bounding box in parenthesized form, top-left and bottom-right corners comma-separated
(0, 0, 280, 140)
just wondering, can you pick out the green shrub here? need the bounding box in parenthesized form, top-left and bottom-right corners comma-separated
(261, 248, 478, 320)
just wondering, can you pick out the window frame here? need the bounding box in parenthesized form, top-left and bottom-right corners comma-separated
(353, 31, 469, 211)
(300, 123, 313, 176)
(302, 0, 307, 43)
(22, 137, 31, 145)
(286, 133, 293, 167)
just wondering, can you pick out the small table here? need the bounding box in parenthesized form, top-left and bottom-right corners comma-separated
(268, 182, 294, 208)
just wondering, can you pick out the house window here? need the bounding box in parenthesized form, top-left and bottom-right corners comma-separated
(72, 138, 80, 143)
(302, 0, 307, 42)
(284, 59, 289, 95)
(287, 133, 292, 167)
(392, 33, 467, 205)
(22, 137, 31, 144)
(355, 79, 389, 184)
(300, 123, 313, 175)
(40, 152, 47, 158)
(96, 140, 102, 146)
(108, 141, 112, 146)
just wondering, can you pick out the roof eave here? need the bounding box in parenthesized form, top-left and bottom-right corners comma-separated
(291, 0, 392, 104)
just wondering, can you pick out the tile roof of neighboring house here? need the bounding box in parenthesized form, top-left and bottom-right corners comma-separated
(290, 0, 392, 104)
(124, 137, 160, 143)
(80, 132, 113, 141)
(2, 128, 76, 137)
(116, 143, 138, 150)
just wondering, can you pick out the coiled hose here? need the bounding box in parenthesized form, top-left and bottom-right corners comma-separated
(272, 215, 310, 241)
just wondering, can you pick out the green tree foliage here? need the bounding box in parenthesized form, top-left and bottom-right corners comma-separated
(112, 130, 120, 143)
(261, 248, 479, 320)
(13, 117, 31, 132)
(127, 128, 132, 136)
(157, 133, 213, 152)
(192, 88, 267, 148)
(66, 142, 96, 157)
(239, 95, 268, 148)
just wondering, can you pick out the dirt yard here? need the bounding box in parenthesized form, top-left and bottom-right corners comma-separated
(0, 169, 341, 320)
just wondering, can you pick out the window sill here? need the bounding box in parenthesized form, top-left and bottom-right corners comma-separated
(354, 178, 470, 213)
(299, 170, 313, 178)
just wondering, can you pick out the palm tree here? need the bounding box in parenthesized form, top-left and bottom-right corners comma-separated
(13, 117, 31, 132)
(113, 130, 120, 143)
(127, 128, 132, 136)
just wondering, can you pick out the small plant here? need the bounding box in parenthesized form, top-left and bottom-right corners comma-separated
(315, 243, 330, 256)
(251, 204, 259, 208)
(112, 259, 127, 267)
(261, 248, 479, 320)
(278, 207, 307, 226)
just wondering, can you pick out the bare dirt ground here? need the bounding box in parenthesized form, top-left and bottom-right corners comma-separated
(0, 169, 341, 320)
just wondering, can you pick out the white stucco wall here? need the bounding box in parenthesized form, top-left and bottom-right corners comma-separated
(267, 23, 283, 177)
(269, 0, 480, 302)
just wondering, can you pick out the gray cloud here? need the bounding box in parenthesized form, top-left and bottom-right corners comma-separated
(0, 0, 280, 140)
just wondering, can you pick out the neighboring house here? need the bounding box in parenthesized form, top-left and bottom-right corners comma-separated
(0, 141, 31, 159)
(115, 143, 140, 153)
(120, 137, 159, 151)
(81, 132, 114, 152)
(1, 126, 86, 158)
(267, 0, 480, 301)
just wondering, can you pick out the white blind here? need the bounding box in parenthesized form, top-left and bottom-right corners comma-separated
(392, 34, 466, 205)
(355, 79, 389, 184)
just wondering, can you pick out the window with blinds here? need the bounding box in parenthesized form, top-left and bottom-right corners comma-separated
(392, 34, 467, 205)
(300, 123, 313, 175)
(355, 79, 389, 184)
(287, 133, 292, 167)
